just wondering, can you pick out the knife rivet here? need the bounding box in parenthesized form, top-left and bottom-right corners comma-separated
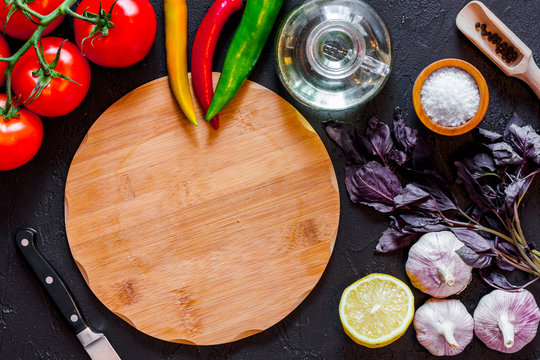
(21, 239, 29, 247)
(71, 314, 79, 323)
(45, 276, 53, 284)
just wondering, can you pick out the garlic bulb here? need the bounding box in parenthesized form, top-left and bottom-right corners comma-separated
(414, 298, 474, 356)
(406, 231, 472, 298)
(474, 289, 540, 353)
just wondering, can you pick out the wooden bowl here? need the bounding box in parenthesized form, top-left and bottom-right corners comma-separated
(412, 58, 489, 136)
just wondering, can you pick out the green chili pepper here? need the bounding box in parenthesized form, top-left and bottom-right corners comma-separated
(205, 0, 283, 121)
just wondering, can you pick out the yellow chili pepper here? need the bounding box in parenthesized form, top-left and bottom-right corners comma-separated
(164, 0, 197, 126)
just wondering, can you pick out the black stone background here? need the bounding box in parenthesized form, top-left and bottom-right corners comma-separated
(1, 0, 540, 359)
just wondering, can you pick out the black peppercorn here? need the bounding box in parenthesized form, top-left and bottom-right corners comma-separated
(475, 23, 519, 62)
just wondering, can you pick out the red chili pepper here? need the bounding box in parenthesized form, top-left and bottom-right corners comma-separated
(192, 0, 244, 130)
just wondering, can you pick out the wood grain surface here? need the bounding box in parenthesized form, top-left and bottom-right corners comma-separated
(64, 74, 340, 345)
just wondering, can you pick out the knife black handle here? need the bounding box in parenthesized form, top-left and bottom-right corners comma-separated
(15, 228, 88, 335)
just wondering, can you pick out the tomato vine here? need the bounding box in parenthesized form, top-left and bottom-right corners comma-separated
(0, 0, 112, 119)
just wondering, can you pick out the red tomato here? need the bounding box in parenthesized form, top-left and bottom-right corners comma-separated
(0, 95, 43, 171)
(11, 37, 91, 117)
(0, 0, 65, 40)
(73, 0, 156, 68)
(0, 34, 10, 86)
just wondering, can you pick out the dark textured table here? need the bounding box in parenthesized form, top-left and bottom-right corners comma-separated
(1, 0, 540, 359)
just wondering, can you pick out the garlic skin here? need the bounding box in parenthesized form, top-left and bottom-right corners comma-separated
(406, 231, 472, 298)
(414, 298, 474, 356)
(474, 289, 540, 353)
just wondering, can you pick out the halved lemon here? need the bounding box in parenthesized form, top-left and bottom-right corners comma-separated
(339, 273, 415, 348)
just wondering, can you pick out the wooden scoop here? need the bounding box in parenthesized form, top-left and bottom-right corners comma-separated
(456, 1, 540, 99)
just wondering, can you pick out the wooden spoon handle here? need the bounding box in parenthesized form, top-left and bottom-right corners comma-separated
(515, 57, 540, 100)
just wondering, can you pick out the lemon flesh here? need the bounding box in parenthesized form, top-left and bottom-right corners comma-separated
(339, 273, 415, 348)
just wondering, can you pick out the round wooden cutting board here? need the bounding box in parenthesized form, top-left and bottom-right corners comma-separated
(64, 75, 340, 345)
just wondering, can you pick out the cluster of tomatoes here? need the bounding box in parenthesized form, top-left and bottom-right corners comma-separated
(0, 0, 156, 171)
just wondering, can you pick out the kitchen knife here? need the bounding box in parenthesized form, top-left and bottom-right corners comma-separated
(15, 228, 121, 360)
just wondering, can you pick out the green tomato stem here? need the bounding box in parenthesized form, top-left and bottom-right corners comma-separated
(63, 6, 99, 23)
(32, 33, 49, 73)
(16, 0, 46, 21)
(0, 0, 102, 118)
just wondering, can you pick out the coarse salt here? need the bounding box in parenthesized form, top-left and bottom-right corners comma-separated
(421, 67, 480, 127)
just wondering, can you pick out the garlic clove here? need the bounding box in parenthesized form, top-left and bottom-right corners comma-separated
(414, 298, 474, 356)
(406, 231, 472, 298)
(474, 289, 540, 353)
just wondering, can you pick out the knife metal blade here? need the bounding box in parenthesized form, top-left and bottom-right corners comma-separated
(77, 327, 122, 360)
(15, 228, 121, 360)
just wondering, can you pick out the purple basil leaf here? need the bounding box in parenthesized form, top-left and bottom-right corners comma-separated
(405, 169, 457, 211)
(505, 121, 540, 165)
(456, 246, 493, 268)
(473, 152, 497, 172)
(393, 107, 418, 154)
(357, 135, 376, 157)
(394, 184, 429, 206)
(412, 136, 432, 170)
(455, 160, 496, 213)
(375, 227, 420, 253)
(505, 176, 532, 210)
(399, 212, 444, 231)
(387, 150, 408, 166)
(388, 215, 405, 231)
(450, 228, 493, 252)
(461, 153, 496, 178)
(477, 128, 503, 143)
(323, 121, 366, 164)
(479, 268, 521, 291)
(363, 202, 394, 213)
(345, 162, 402, 213)
(481, 184, 498, 202)
(503, 113, 527, 141)
(486, 142, 523, 166)
(391, 106, 432, 169)
(394, 184, 440, 212)
(497, 241, 520, 258)
(366, 116, 394, 161)
(496, 257, 517, 272)
(422, 224, 451, 232)
(480, 213, 504, 234)
(415, 182, 457, 211)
